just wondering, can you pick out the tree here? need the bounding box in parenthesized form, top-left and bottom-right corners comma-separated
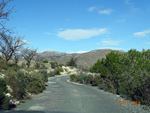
(13, 51, 22, 65)
(0, 33, 25, 63)
(67, 57, 77, 67)
(34, 54, 44, 69)
(21, 48, 37, 68)
(0, 0, 13, 32)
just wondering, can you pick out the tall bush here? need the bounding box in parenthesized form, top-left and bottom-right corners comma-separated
(0, 78, 10, 110)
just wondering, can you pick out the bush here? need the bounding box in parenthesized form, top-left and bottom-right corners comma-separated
(70, 74, 94, 85)
(42, 60, 48, 63)
(57, 67, 64, 73)
(26, 73, 45, 94)
(98, 84, 105, 90)
(53, 67, 63, 75)
(6, 72, 27, 100)
(39, 69, 48, 82)
(48, 71, 55, 77)
(67, 57, 77, 67)
(50, 62, 59, 69)
(0, 78, 10, 110)
(70, 74, 76, 82)
(89, 49, 150, 106)
(92, 75, 103, 86)
(104, 79, 117, 94)
(6, 70, 48, 99)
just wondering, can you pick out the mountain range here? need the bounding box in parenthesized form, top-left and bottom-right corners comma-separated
(38, 49, 125, 69)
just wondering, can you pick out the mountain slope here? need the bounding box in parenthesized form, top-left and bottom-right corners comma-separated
(38, 49, 125, 69)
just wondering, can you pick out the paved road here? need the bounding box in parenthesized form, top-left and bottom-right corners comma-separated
(3, 75, 149, 113)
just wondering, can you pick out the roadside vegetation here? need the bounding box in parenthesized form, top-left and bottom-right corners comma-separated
(0, 53, 65, 110)
(70, 49, 150, 110)
(0, 0, 65, 110)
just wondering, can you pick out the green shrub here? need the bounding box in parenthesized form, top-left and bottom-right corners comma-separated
(57, 67, 64, 72)
(48, 72, 55, 77)
(39, 69, 48, 82)
(104, 79, 117, 94)
(54, 69, 60, 75)
(70, 74, 76, 82)
(50, 62, 59, 69)
(53, 67, 63, 75)
(26, 73, 45, 94)
(70, 74, 94, 85)
(98, 84, 105, 90)
(42, 60, 48, 63)
(67, 57, 77, 67)
(118, 85, 127, 99)
(88, 49, 150, 106)
(92, 75, 103, 86)
(0, 78, 10, 110)
(6, 72, 27, 100)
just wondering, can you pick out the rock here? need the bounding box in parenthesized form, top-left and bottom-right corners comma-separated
(0, 73, 5, 78)
(6, 93, 11, 97)
(27, 92, 35, 98)
(10, 99, 20, 105)
(116, 95, 120, 97)
(7, 85, 13, 93)
(14, 101, 20, 105)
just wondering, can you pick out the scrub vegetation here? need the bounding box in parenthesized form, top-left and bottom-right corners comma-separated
(70, 49, 150, 109)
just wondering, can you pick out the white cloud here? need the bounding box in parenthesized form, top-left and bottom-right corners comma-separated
(99, 9, 114, 15)
(88, 6, 114, 15)
(22, 40, 32, 45)
(67, 51, 88, 54)
(76, 51, 88, 53)
(88, 6, 96, 12)
(116, 19, 126, 22)
(57, 28, 107, 40)
(124, 0, 138, 10)
(98, 47, 124, 51)
(133, 30, 150, 37)
(97, 40, 122, 46)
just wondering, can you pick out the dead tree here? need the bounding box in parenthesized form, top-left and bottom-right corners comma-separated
(13, 51, 21, 65)
(0, 32, 25, 63)
(0, 0, 13, 32)
(21, 48, 37, 68)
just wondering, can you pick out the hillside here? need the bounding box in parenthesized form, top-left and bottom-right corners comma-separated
(38, 49, 125, 69)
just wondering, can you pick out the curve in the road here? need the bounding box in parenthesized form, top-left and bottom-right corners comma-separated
(13, 75, 149, 113)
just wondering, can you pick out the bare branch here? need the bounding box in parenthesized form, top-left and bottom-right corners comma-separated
(21, 48, 37, 68)
(0, 0, 13, 32)
(0, 32, 26, 63)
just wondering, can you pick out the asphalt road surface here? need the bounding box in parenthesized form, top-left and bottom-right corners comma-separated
(2, 75, 150, 113)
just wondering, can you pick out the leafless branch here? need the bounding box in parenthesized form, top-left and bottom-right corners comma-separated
(21, 48, 37, 68)
(0, 32, 26, 63)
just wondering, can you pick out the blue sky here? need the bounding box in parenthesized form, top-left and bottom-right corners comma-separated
(6, 0, 150, 53)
